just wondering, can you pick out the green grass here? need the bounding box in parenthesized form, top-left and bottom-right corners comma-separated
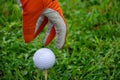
(0, 0, 120, 80)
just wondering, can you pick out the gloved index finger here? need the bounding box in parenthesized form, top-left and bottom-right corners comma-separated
(43, 9, 67, 49)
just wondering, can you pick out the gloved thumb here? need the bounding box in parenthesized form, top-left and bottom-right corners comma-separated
(42, 22, 56, 46)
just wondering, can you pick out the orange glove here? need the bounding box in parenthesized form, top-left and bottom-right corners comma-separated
(17, 0, 67, 49)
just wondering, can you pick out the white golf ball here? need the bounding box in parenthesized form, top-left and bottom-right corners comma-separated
(33, 48, 55, 70)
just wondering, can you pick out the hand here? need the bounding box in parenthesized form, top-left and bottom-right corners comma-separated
(17, 0, 67, 49)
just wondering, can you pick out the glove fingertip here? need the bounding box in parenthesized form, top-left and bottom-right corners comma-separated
(42, 26, 56, 46)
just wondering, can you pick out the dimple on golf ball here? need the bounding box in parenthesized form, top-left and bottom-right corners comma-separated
(33, 48, 55, 70)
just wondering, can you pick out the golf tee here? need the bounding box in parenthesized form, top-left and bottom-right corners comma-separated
(44, 70, 48, 80)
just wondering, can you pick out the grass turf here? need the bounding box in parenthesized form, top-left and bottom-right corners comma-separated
(0, 0, 120, 80)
